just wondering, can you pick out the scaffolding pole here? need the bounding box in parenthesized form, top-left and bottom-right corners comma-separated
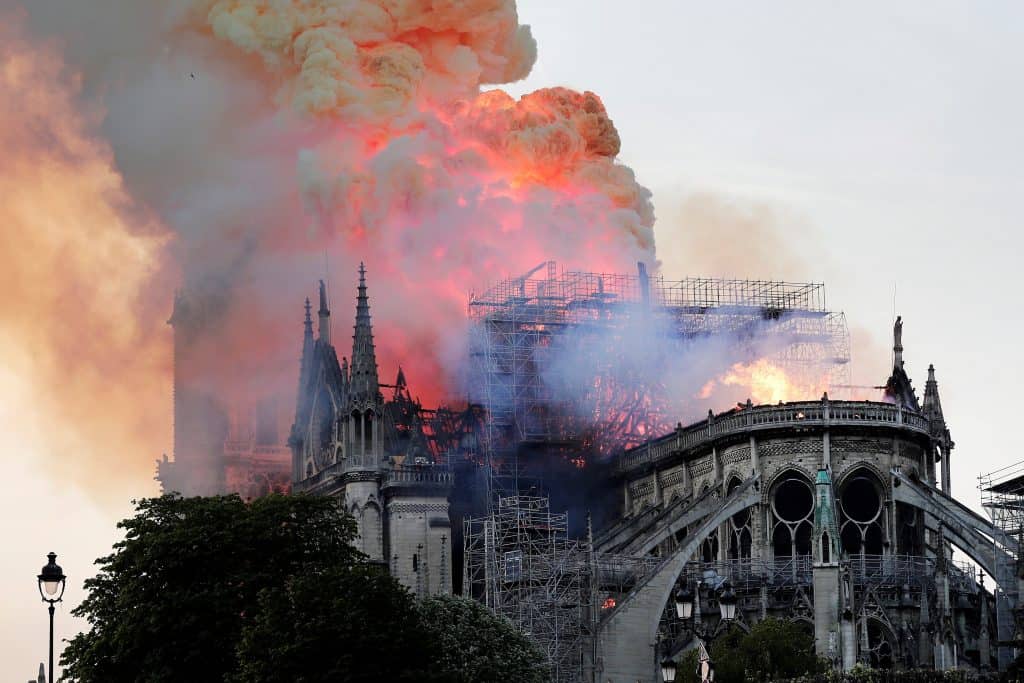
(980, 462, 1024, 670)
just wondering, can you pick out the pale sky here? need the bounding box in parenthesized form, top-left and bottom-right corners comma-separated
(4, 2, 1023, 677)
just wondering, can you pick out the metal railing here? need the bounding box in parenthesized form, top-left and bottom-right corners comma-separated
(671, 554, 975, 592)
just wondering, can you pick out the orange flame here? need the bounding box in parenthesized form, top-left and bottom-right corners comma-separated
(716, 360, 827, 405)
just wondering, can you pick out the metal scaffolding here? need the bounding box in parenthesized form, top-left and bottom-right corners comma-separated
(980, 462, 1024, 669)
(468, 261, 851, 499)
(464, 496, 595, 683)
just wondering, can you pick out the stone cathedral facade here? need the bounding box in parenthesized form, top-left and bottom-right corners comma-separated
(289, 266, 454, 596)
(597, 321, 1007, 679)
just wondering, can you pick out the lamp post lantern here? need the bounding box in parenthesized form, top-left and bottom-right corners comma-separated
(672, 579, 736, 683)
(37, 552, 66, 683)
(675, 586, 694, 620)
(717, 581, 737, 622)
(660, 653, 678, 682)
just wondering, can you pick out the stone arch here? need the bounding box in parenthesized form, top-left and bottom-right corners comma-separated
(361, 500, 382, 557)
(722, 470, 745, 494)
(597, 482, 760, 679)
(863, 615, 898, 669)
(761, 464, 816, 506)
(835, 460, 890, 498)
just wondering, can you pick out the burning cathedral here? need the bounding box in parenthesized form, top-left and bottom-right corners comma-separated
(158, 262, 1012, 683)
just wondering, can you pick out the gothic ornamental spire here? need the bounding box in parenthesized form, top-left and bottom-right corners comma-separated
(349, 262, 380, 403)
(923, 364, 944, 422)
(893, 315, 904, 368)
(318, 280, 331, 345)
(297, 297, 315, 406)
(813, 468, 840, 566)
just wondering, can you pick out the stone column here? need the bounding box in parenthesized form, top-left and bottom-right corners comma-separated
(980, 578, 991, 670)
(918, 582, 933, 668)
(840, 569, 857, 671)
(814, 566, 841, 659)
(940, 444, 952, 495)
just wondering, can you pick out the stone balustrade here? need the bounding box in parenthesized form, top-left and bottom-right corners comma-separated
(616, 400, 930, 475)
(384, 464, 454, 487)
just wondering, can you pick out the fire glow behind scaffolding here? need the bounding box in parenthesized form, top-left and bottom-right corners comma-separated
(468, 261, 851, 498)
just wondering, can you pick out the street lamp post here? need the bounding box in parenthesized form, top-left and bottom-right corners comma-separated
(37, 552, 67, 683)
(671, 580, 738, 683)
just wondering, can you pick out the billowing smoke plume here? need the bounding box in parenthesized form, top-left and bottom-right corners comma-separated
(156, 0, 659, 440)
(6, 0, 854, 501)
(7, 0, 659, 499)
(0, 13, 172, 499)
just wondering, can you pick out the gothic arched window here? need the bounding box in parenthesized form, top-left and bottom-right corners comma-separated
(770, 473, 814, 560)
(726, 477, 752, 560)
(838, 469, 885, 556)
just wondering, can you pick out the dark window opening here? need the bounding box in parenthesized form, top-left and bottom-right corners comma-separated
(773, 525, 793, 557)
(774, 479, 813, 522)
(701, 532, 719, 563)
(841, 524, 861, 555)
(864, 524, 884, 554)
(841, 476, 881, 523)
(794, 521, 812, 555)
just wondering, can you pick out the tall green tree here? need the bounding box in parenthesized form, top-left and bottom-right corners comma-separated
(233, 585, 548, 683)
(232, 563, 432, 683)
(62, 494, 550, 683)
(676, 617, 825, 683)
(62, 494, 364, 682)
(417, 595, 548, 683)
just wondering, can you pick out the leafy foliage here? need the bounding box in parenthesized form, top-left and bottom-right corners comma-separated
(676, 618, 826, 683)
(61, 494, 549, 683)
(62, 494, 362, 682)
(232, 564, 430, 683)
(417, 595, 549, 683)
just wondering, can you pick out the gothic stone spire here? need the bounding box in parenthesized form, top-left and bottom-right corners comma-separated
(923, 364, 944, 422)
(349, 262, 380, 403)
(318, 280, 331, 345)
(296, 297, 315, 410)
(813, 468, 840, 566)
